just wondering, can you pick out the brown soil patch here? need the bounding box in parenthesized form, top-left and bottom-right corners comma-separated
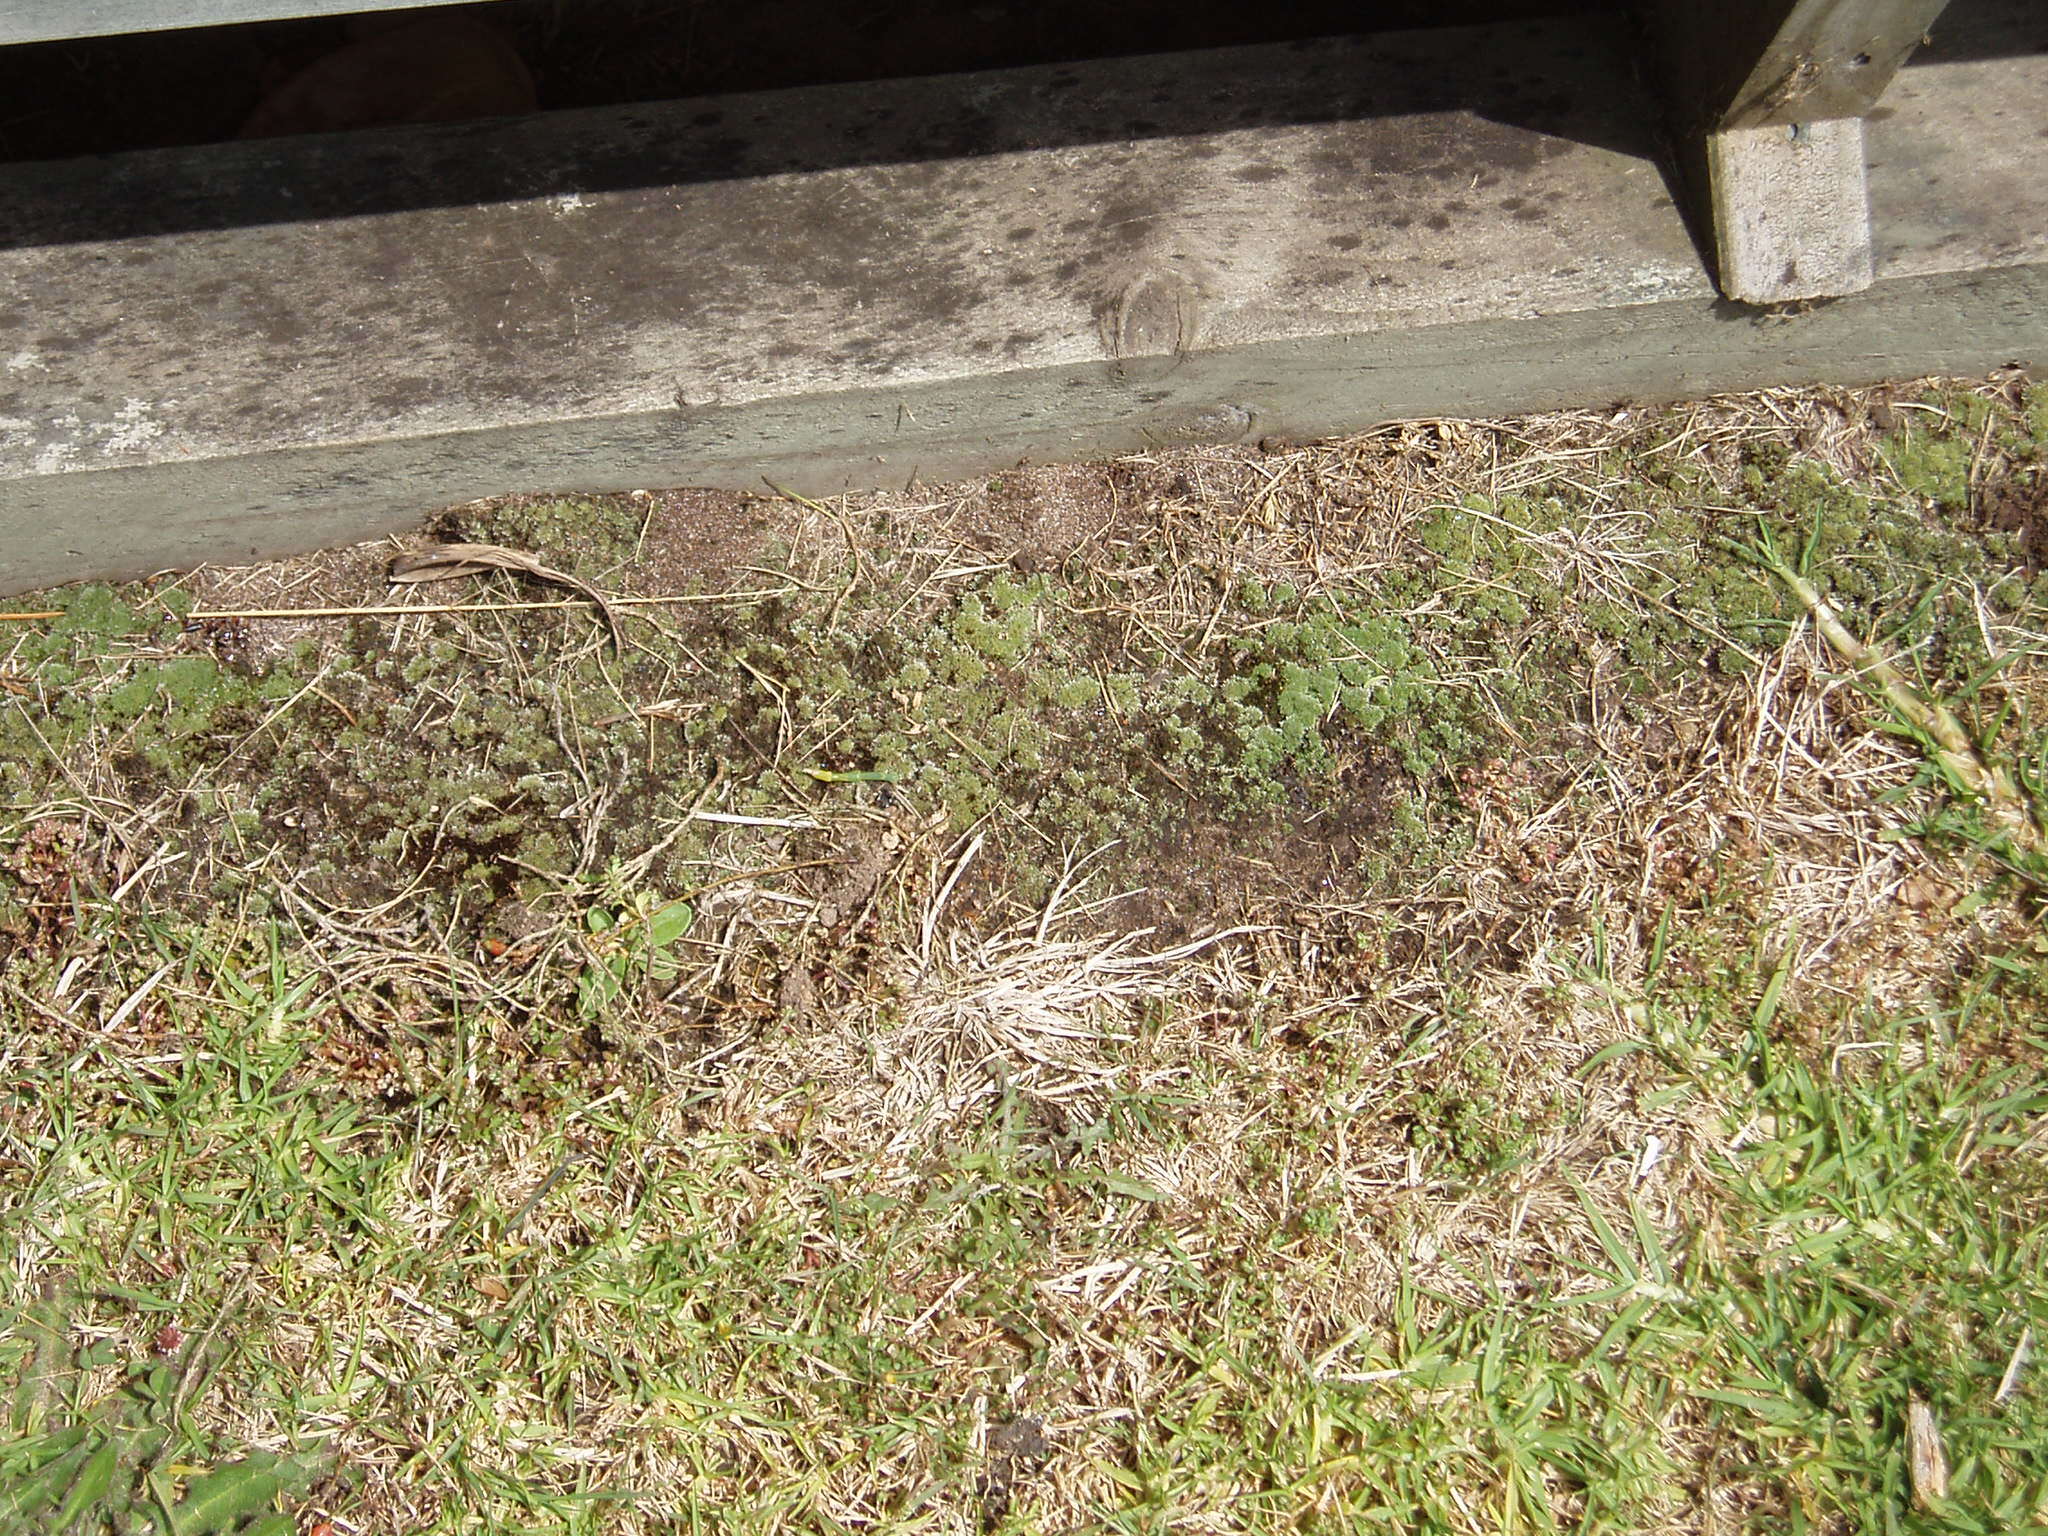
(608, 488, 791, 593)
(976, 464, 1125, 573)
(1980, 460, 2048, 571)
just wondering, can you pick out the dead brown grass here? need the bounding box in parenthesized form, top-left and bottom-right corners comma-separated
(5, 373, 2045, 1534)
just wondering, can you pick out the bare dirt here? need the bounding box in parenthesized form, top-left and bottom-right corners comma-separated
(1980, 456, 2048, 570)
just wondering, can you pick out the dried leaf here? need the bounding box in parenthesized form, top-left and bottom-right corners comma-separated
(473, 1274, 512, 1302)
(389, 542, 624, 652)
(1995, 1325, 2031, 1404)
(1906, 1394, 1949, 1510)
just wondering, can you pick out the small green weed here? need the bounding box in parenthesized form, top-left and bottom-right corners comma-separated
(3, 1293, 326, 1536)
(575, 886, 694, 1019)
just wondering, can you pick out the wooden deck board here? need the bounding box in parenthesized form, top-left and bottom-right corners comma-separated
(2, 8, 2042, 594)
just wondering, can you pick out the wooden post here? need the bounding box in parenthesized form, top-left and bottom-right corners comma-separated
(1648, 0, 1951, 303)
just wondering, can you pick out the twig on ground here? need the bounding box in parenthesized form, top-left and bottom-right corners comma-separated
(186, 591, 787, 623)
(1731, 537, 2042, 858)
(387, 542, 627, 652)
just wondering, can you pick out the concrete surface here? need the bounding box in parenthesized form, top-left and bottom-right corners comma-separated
(1, 0, 485, 46)
(2, 10, 2044, 594)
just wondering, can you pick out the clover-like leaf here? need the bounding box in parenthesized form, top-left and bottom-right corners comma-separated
(647, 899, 694, 949)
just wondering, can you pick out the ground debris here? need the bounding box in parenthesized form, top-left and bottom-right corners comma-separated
(3, 373, 2046, 1535)
(388, 539, 626, 651)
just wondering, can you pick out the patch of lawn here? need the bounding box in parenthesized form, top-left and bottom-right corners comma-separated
(5, 374, 2048, 1531)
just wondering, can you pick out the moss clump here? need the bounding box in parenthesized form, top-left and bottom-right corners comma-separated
(0, 585, 146, 691)
(448, 495, 647, 577)
(1881, 429, 1970, 515)
(241, 639, 705, 917)
(1877, 383, 2045, 519)
(950, 573, 1045, 664)
(0, 589, 287, 787)
(7, 375, 2044, 966)
(1217, 597, 1457, 782)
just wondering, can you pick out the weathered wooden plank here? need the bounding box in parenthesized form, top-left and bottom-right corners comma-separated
(1, 8, 2041, 595)
(1708, 116, 1874, 301)
(0, 0, 481, 47)
(7, 263, 2045, 599)
(1649, 0, 1951, 133)
(1647, 0, 1953, 301)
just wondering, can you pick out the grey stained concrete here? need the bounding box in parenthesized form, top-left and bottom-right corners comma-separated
(0, 0, 486, 46)
(2, 9, 2045, 595)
